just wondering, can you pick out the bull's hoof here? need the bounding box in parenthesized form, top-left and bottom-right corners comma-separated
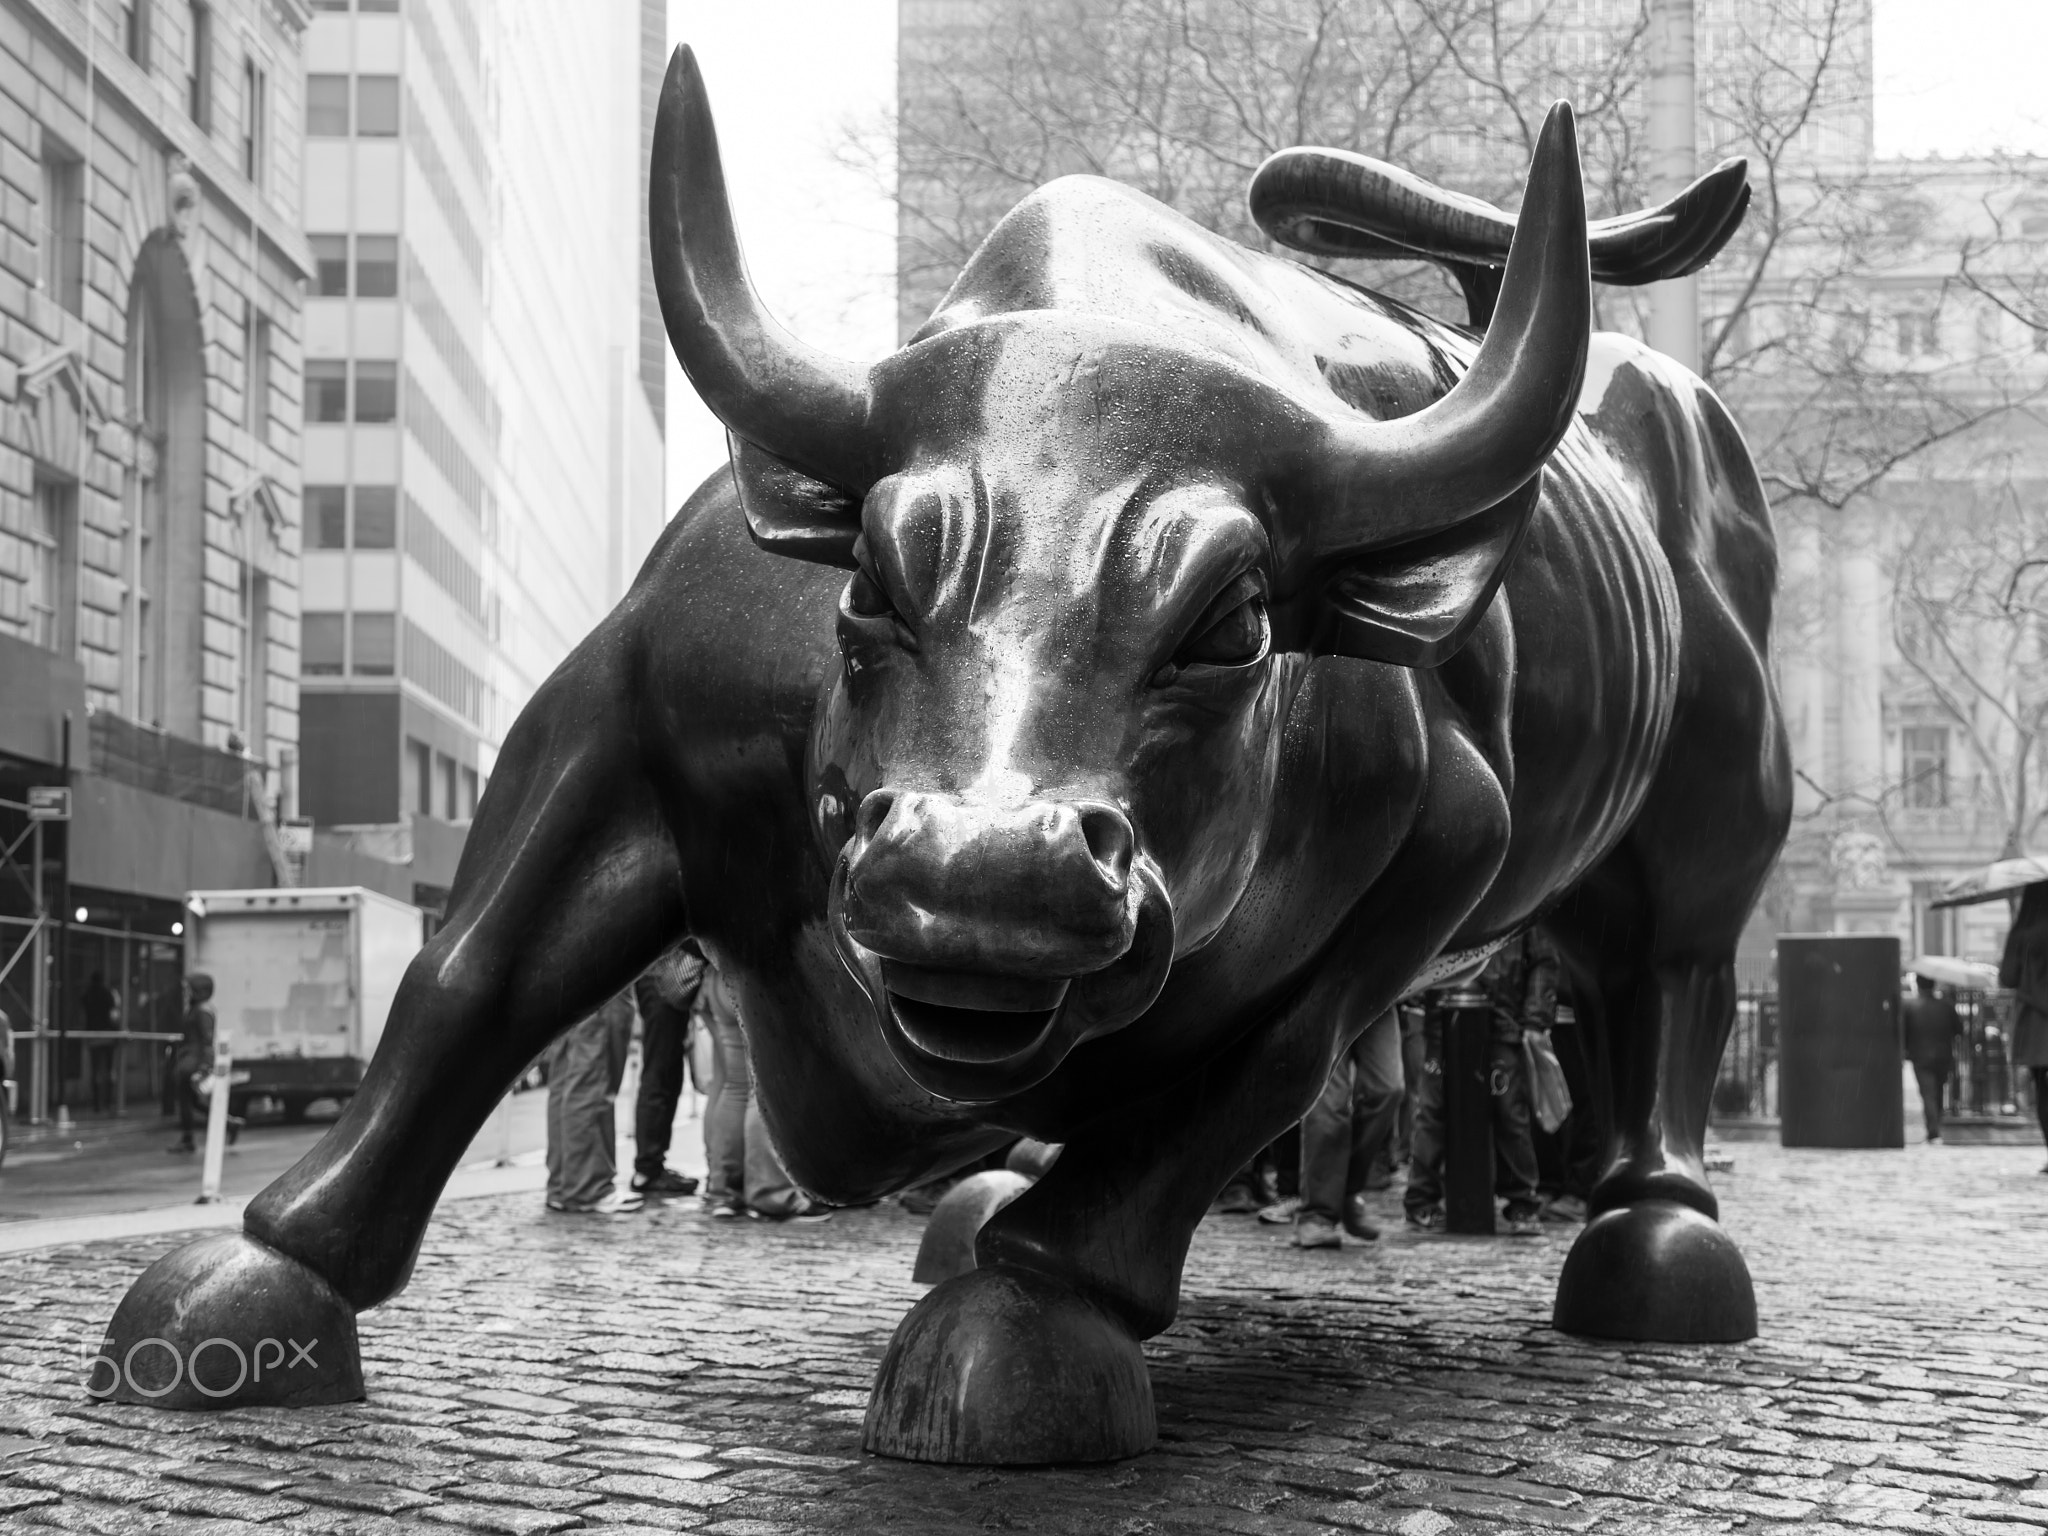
(911, 1170, 1033, 1285)
(863, 1264, 1155, 1464)
(94, 1229, 364, 1408)
(1552, 1199, 1757, 1343)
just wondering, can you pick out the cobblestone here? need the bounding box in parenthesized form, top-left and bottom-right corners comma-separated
(0, 1141, 2044, 1532)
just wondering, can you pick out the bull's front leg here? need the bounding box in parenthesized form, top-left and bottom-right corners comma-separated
(94, 635, 687, 1408)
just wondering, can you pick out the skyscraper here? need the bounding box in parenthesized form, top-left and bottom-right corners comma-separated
(297, 0, 663, 913)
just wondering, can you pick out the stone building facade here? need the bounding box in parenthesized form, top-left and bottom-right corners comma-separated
(0, 0, 310, 768)
(0, 0, 313, 1109)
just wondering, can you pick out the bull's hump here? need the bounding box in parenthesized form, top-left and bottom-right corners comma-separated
(919, 175, 1444, 415)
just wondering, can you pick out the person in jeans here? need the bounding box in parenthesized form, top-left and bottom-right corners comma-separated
(545, 991, 640, 1215)
(1902, 973, 1962, 1143)
(699, 964, 828, 1220)
(1404, 930, 1552, 1236)
(630, 941, 705, 1196)
(168, 973, 239, 1153)
(1294, 1006, 1402, 1247)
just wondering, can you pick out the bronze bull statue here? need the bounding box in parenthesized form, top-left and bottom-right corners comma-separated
(100, 48, 1790, 1464)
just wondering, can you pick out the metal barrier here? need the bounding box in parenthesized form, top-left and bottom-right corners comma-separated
(8, 1030, 182, 1120)
(1712, 979, 2037, 1127)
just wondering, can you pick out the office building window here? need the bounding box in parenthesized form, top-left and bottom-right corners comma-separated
(407, 738, 433, 815)
(355, 235, 398, 298)
(124, 0, 150, 66)
(356, 76, 399, 137)
(352, 613, 395, 675)
(354, 486, 397, 547)
(305, 360, 348, 423)
(360, 0, 399, 11)
(460, 766, 478, 820)
(245, 310, 272, 442)
(1903, 727, 1949, 809)
(26, 477, 75, 655)
(302, 612, 345, 675)
(307, 486, 347, 549)
(355, 361, 397, 423)
(241, 59, 266, 185)
(187, 3, 213, 129)
(311, 0, 348, 9)
(307, 74, 349, 136)
(39, 141, 84, 317)
(310, 235, 348, 296)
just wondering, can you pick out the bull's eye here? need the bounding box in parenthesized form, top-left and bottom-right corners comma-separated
(1179, 598, 1267, 666)
(1165, 575, 1269, 679)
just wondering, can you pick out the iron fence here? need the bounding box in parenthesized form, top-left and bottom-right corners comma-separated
(1712, 971, 2038, 1126)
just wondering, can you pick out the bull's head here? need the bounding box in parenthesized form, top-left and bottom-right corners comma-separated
(652, 47, 1588, 1103)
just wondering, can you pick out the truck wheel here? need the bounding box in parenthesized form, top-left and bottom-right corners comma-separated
(282, 1099, 309, 1124)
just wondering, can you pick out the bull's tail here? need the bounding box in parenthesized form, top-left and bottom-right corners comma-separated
(1248, 140, 1748, 328)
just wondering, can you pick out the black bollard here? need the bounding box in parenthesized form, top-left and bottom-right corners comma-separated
(1438, 987, 1495, 1234)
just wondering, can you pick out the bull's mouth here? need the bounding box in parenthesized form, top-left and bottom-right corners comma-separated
(882, 963, 1070, 1066)
(829, 860, 1175, 1104)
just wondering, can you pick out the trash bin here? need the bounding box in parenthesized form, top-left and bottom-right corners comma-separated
(1777, 934, 1903, 1149)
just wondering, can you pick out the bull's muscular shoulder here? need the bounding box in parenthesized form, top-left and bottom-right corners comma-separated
(921, 174, 1451, 423)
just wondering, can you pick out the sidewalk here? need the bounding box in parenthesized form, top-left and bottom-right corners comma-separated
(0, 1138, 2043, 1533)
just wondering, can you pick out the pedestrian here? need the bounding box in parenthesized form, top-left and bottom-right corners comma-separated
(545, 990, 641, 1215)
(1253, 1125, 1303, 1225)
(1903, 972, 1963, 1143)
(81, 971, 118, 1114)
(167, 973, 238, 1154)
(699, 963, 829, 1221)
(1998, 883, 2048, 1171)
(1404, 930, 1552, 1236)
(630, 940, 705, 1198)
(1533, 984, 1600, 1222)
(1293, 1005, 1402, 1247)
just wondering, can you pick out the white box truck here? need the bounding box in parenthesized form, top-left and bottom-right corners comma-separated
(183, 887, 423, 1120)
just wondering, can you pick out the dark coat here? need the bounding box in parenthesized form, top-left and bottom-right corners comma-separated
(1477, 929, 1560, 1048)
(173, 1002, 216, 1078)
(2000, 884, 2048, 1068)
(1901, 993, 1961, 1071)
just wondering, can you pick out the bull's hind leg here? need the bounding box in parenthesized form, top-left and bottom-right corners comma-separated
(97, 641, 685, 1408)
(1546, 614, 1791, 1342)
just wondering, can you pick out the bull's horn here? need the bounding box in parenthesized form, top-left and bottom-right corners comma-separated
(1309, 102, 1589, 555)
(650, 46, 877, 492)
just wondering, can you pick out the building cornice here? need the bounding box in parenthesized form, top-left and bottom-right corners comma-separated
(12, 0, 315, 280)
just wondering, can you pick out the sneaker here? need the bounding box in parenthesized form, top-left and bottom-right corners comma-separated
(631, 1168, 699, 1197)
(1342, 1193, 1381, 1241)
(1541, 1193, 1589, 1224)
(1292, 1213, 1342, 1249)
(1256, 1195, 1303, 1225)
(547, 1188, 645, 1215)
(705, 1195, 746, 1218)
(1502, 1208, 1542, 1237)
(750, 1197, 834, 1223)
(1405, 1205, 1445, 1232)
(1210, 1180, 1263, 1215)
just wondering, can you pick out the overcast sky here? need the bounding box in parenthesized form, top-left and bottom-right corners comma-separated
(662, 0, 2048, 508)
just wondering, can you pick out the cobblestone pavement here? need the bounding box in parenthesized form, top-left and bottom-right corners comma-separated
(0, 1140, 2044, 1535)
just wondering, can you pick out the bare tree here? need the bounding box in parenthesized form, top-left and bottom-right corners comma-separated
(1887, 476, 2048, 861)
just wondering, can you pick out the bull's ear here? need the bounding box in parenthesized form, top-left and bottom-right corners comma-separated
(729, 433, 862, 569)
(1321, 478, 1538, 667)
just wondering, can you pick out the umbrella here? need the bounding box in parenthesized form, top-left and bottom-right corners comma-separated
(1907, 954, 2000, 990)
(1929, 855, 2048, 909)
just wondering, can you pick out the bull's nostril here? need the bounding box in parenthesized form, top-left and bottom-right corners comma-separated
(1077, 803, 1135, 884)
(855, 788, 898, 843)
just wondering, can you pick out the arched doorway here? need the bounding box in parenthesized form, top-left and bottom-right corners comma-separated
(124, 231, 205, 736)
